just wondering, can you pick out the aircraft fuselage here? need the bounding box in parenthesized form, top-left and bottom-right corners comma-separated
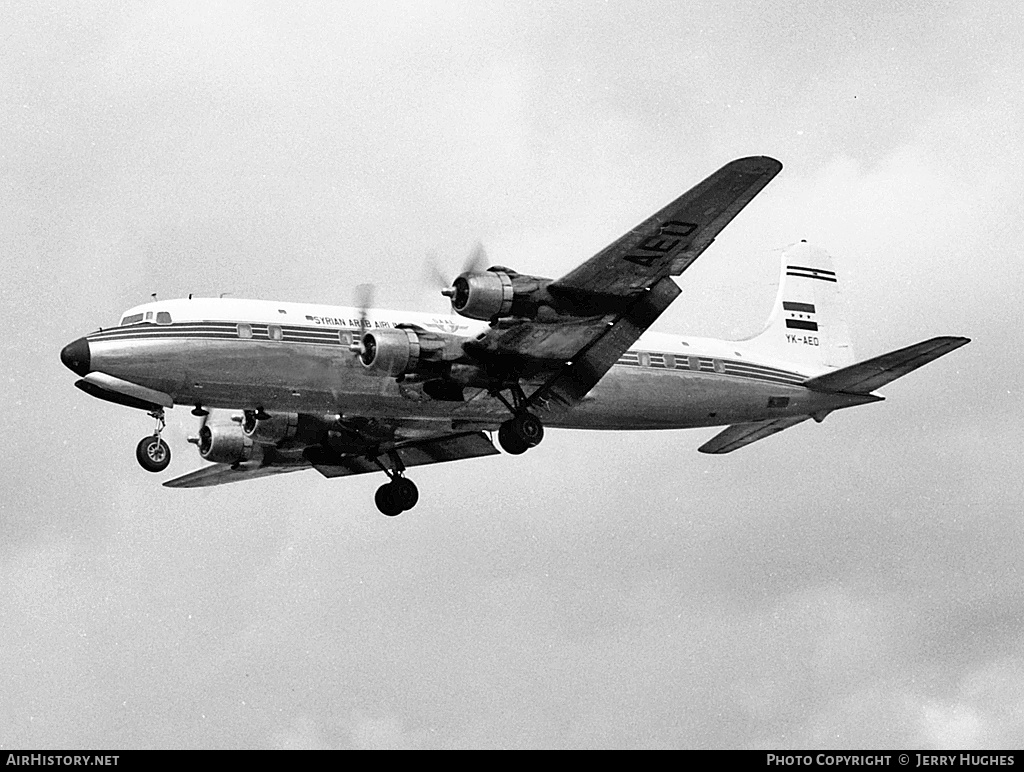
(63, 296, 871, 435)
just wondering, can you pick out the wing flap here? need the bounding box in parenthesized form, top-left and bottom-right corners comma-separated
(803, 336, 970, 394)
(528, 277, 681, 412)
(311, 431, 499, 479)
(698, 416, 810, 455)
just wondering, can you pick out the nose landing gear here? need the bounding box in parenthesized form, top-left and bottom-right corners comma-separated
(136, 409, 171, 472)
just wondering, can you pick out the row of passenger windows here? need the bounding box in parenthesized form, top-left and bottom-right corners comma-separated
(237, 323, 283, 341)
(120, 311, 172, 326)
(624, 352, 727, 373)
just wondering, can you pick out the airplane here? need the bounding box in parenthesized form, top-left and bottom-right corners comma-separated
(60, 156, 969, 516)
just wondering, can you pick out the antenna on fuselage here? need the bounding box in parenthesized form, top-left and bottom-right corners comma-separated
(151, 293, 157, 301)
(219, 292, 232, 298)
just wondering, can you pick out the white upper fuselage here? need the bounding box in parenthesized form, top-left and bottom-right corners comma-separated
(76, 296, 851, 436)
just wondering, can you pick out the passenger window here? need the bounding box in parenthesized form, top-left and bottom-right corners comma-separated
(713, 359, 725, 374)
(339, 331, 351, 346)
(688, 356, 700, 371)
(268, 325, 283, 341)
(664, 353, 675, 369)
(639, 352, 650, 367)
(155, 312, 172, 325)
(238, 323, 252, 339)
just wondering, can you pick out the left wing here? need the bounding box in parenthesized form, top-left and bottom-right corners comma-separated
(162, 431, 498, 489)
(464, 156, 782, 414)
(163, 461, 309, 489)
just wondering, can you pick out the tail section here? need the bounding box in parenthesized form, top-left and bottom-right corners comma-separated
(743, 242, 855, 371)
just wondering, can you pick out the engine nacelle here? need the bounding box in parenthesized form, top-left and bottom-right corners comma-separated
(242, 411, 299, 444)
(449, 270, 514, 320)
(358, 328, 449, 378)
(358, 328, 420, 377)
(445, 267, 552, 321)
(196, 423, 262, 465)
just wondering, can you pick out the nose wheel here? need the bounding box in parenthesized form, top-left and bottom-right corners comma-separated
(136, 409, 171, 472)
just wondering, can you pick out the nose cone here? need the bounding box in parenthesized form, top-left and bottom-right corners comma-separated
(60, 337, 91, 376)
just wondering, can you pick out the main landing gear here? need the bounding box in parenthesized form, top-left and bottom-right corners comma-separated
(136, 409, 171, 473)
(492, 383, 545, 455)
(373, 451, 419, 517)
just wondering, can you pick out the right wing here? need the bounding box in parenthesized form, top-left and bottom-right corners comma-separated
(698, 416, 810, 454)
(464, 157, 782, 415)
(551, 156, 783, 297)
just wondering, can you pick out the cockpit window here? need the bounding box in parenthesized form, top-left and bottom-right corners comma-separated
(155, 312, 172, 325)
(120, 313, 144, 326)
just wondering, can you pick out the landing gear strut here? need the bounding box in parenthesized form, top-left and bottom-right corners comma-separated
(373, 451, 419, 517)
(136, 409, 171, 472)
(492, 383, 545, 455)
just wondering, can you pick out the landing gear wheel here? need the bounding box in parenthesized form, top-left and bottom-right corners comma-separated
(391, 478, 419, 511)
(374, 478, 419, 516)
(136, 435, 171, 472)
(498, 422, 529, 455)
(510, 412, 544, 447)
(498, 413, 544, 454)
(374, 484, 402, 516)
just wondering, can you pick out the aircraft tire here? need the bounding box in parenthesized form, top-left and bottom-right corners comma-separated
(136, 435, 171, 473)
(374, 483, 404, 517)
(510, 413, 544, 447)
(498, 422, 529, 455)
(392, 478, 419, 511)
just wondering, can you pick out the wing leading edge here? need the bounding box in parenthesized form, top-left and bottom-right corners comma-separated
(163, 431, 499, 489)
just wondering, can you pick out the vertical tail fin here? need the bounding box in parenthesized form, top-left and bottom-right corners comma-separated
(742, 242, 855, 370)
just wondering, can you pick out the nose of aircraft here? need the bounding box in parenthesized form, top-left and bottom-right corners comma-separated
(60, 337, 91, 376)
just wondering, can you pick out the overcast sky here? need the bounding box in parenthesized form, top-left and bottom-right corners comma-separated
(2, 0, 1023, 749)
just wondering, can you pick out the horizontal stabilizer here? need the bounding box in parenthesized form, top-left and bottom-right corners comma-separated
(698, 416, 810, 454)
(803, 336, 970, 394)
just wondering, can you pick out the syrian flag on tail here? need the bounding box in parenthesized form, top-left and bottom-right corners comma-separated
(783, 301, 818, 331)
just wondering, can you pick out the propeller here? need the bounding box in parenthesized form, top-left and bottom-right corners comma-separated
(349, 283, 375, 360)
(429, 241, 489, 299)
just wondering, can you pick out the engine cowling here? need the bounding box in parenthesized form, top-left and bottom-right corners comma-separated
(242, 411, 299, 444)
(358, 328, 450, 378)
(449, 270, 514, 320)
(358, 328, 420, 377)
(196, 423, 262, 465)
(444, 267, 552, 321)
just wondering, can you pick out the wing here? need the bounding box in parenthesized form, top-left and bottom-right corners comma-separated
(162, 431, 498, 488)
(465, 156, 782, 414)
(163, 461, 309, 489)
(306, 431, 498, 478)
(697, 416, 811, 454)
(552, 156, 783, 297)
